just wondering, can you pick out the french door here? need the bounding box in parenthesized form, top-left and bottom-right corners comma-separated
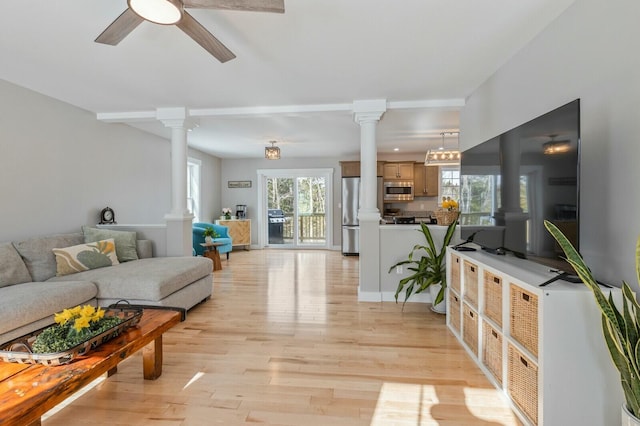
(257, 169, 333, 249)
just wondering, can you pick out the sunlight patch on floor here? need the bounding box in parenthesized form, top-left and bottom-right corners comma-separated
(370, 382, 519, 425)
(370, 382, 436, 425)
(183, 371, 205, 390)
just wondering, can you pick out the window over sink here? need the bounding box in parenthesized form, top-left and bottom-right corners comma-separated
(440, 167, 460, 205)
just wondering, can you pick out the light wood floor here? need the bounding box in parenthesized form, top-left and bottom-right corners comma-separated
(43, 249, 522, 426)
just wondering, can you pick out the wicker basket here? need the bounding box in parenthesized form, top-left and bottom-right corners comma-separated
(483, 271, 503, 327)
(508, 343, 539, 425)
(0, 306, 142, 366)
(449, 290, 461, 335)
(483, 321, 503, 386)
(450, 254, 461, 294)
(435, 210, 459, 226)
(510, 284, 539, 357)
(463, 260, 479, 308)
(462, 302, 479, 356)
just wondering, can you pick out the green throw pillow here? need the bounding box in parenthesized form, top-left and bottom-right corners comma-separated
(53, 239, 119, 276)
(82, 226, 138, 262)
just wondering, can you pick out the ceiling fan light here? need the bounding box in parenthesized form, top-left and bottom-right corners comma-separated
(128, 0, 183, 25)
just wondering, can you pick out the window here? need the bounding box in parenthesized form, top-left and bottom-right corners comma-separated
(440, 167, 460, 204)
(187, 158, 201, 222)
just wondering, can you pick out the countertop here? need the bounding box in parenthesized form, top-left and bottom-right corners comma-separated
(380, 219, 437, 226)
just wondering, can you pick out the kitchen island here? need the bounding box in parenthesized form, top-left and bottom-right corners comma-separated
(378, 223, 462, 302)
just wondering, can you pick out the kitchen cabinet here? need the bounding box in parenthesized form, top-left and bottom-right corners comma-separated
(340, 161, 384, 177)
(446, 248, 622, 426)
(413, 163, 438, 196)
(383, 162, 413, 180)
(340, 161, 360, 177)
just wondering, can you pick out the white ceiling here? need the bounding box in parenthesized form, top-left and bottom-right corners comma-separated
(0, 0, 576, 159)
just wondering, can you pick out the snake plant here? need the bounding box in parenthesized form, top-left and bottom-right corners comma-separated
(545, 220, 640, 417)
(389, 220, 458, 307)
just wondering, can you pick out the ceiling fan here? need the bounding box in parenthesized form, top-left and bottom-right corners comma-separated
(95, 0, 285, 63)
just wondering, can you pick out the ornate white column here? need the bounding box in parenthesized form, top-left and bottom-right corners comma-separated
(353, 99, 386, 301)
(158, 107, 197, 257)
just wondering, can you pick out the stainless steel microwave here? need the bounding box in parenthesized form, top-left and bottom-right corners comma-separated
(384, 181, 414, 201)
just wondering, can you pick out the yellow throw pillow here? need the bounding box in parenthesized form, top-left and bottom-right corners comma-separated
(52, 239, 119, 277)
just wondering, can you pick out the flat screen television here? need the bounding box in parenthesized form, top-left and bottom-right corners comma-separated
(459, 99, 580, 277)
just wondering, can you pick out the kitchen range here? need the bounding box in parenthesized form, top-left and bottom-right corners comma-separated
(382, 208, 436, 225)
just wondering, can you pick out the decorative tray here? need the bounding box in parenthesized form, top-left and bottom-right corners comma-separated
(0, 304, 143, 366)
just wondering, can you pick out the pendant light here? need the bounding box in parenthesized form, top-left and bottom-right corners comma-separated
(425, 132, 461, 166)
(265, 141, 281, 160)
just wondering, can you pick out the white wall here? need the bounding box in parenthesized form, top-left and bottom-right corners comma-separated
(0, 79, 219, 244)
(221, 157, 342, 248)
(460, 0, 640, 287)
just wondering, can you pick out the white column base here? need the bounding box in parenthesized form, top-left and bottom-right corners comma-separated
(165, 213, 194, 257)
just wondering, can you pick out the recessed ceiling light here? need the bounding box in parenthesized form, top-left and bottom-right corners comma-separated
(393, 148, 399, 152)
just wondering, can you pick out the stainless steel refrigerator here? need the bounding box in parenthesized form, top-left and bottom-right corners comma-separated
(341, 176, 383, 255)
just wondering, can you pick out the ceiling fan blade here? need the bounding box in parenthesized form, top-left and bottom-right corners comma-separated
(95, 8, 144, 45)
(177, 11, 236, 63)
(183, 0, 284, 13)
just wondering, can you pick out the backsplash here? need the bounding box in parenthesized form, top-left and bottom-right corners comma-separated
(403, 210, 435, 218)
(384, 198, 439, 217)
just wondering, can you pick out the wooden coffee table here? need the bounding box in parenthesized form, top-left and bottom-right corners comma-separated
(0, 309, 181, 426)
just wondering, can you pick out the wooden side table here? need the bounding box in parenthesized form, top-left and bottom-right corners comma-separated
(200, 242, 223, 271)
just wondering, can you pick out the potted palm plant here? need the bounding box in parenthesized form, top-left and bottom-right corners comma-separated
(545, 220, 640, 425)
(388, 220, 458, 312)
(202, 226, 218, 243)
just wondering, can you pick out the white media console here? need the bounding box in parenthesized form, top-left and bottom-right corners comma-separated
(446, 246, 622, 425)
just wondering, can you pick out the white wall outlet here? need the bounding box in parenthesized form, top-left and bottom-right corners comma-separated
(396, 265, 403, 274)
(420, 203, 425, 209)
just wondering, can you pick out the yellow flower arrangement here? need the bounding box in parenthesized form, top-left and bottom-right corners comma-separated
(441, 196, 459, 211)
(32, 304, 122, 353)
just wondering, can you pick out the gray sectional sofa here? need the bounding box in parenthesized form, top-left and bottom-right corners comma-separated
(0, 229, 213, 346)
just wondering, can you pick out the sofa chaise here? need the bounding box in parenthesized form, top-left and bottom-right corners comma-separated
(0, 227, 213, 346)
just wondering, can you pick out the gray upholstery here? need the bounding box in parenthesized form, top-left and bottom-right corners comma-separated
(0, 281, 98, 344)
(97, 273, 213, 312)
(82, 226, 139, 262)
(136, 240, 153, 259)
(0, 242, 32, 287)
(47, 256, 212, 301)
(1, 231, 213, 345)
(12, 233, 83, 281)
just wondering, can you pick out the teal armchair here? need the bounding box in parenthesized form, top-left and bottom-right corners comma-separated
(193, 222, 232, 259)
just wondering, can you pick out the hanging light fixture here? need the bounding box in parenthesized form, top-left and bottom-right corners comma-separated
(128, 0, 183, 25)
(425, 131, 461, 166)
(543, 135, 571, 155)
(265, 141, 281, 160)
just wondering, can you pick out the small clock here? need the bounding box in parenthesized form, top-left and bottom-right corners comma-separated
(99, 207, 116, 225)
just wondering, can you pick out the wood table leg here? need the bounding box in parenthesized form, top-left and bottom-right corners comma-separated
(211, 249, 222, 271)
(143, 335, 163, 380)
